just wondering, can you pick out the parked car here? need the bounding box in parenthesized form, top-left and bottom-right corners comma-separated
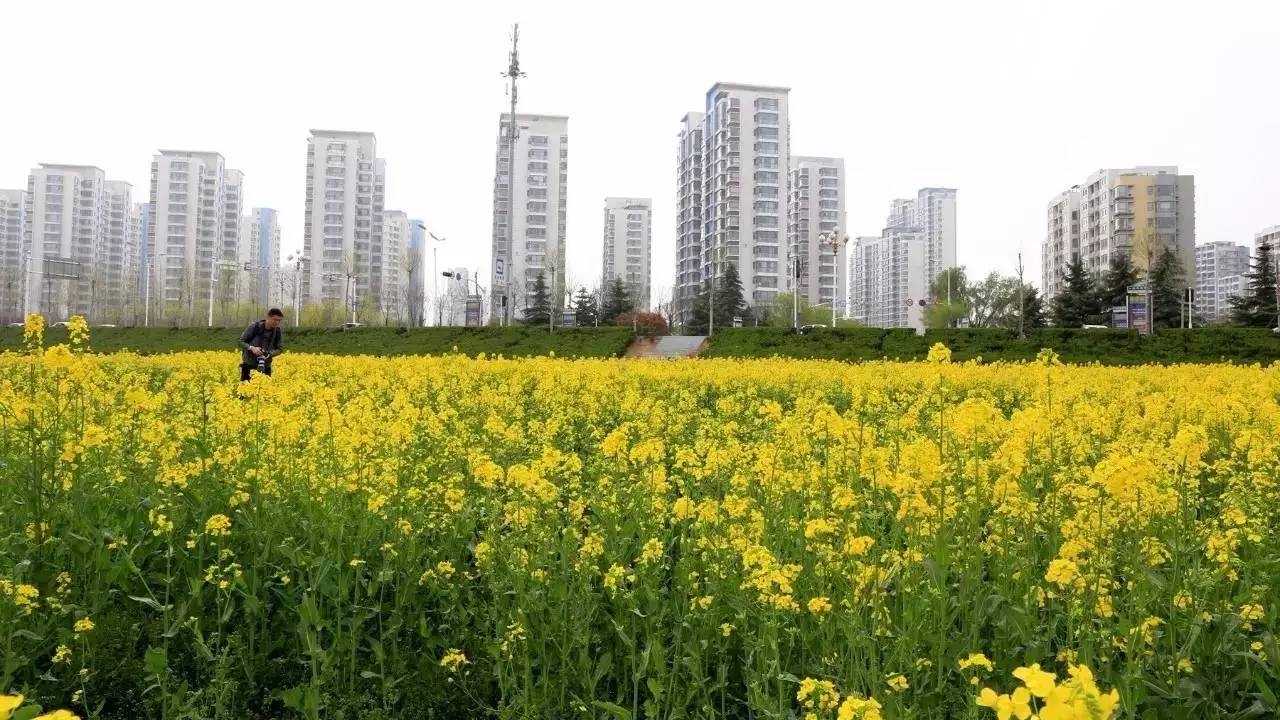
(51, 321, 69, 328)
(95, 324, 117, 328)
(341, 322, 366, 331)
(1082, 324, 1108, 329)
(7, 322, 23, 328)
(798, 324, 827, 334)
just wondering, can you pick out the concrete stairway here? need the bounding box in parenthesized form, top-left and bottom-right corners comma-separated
(624, 335, 708, 359)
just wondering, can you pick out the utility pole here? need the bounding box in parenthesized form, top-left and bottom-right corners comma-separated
(500, 23, 524, 328)
(1017, 251, 1025, 339)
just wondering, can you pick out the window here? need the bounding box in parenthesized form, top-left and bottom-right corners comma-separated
(754, 112, 779, 125)
(753, 201, 779, 213)
(528, 176, 547, 186)
(755, 98, 778, 111)
(528, 135, 548, 146)
(526, 214, 546, 225)
(527, 227, 547, 238)
(326, 179, 343, 188)
(754, 127, 778, 139)
(754, 171, 779, 184)
(325, 191, 344, 200)
(528, 149, 548, 159)
(527, 201, 547, 212)
(528, 162, 549, 173)
(755, 157, 778, 169)
(527, 188, 547, 199)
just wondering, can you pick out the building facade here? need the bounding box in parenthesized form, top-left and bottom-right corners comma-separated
(99, 180, 134, 321)
(787, 156, 846, 310)
(303, 130, 385, 313)
(490, 114, 568, 322)
(701, 83, 790, 313)
(24, 164, 109, 319)
(1043, 167, 1195, 301)
(407, 219, 426, 326)
(674, 112, 705, 327)
(884, 188, 957, 292)
(849, 228, 928, 332)
(0, 189, 26, 321)
(239, 208, 280, 308)
(1193, 242, 1250, 323)
(1043, 189, 1082, 301)
(148, 151, 235, 320)
(601, 197, 652, 310)
(379, 210, 409, 322)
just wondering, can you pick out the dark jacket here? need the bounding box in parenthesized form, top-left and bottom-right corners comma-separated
(238, 320, 284, 367)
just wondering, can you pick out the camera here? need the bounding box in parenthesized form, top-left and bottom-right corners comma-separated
(256, 351, 271, 373)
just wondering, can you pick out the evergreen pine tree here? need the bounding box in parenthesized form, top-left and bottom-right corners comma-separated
(687, 282, 711, 335)
(571, 287, 599, 327)
(1150, 248, 1187, 330)
(600, 277, 633, 325)
(522, 272, 551, 326)
(1229, 242, 1279, 327)
(1022, 285, 1047, 329)
(1051, 256, 1096, 327)
(717, 263, 747, 323)
(1097, 254, 1139, 312)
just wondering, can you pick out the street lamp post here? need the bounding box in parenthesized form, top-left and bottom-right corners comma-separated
(442, 271, 485, 327)
(286, 251, 309, 326)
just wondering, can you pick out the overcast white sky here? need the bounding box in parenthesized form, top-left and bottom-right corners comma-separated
(3, 0, 1278, 302)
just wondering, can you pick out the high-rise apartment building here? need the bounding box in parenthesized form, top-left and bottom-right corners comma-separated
(884, 188, 957, 292)
(0, 189, 26, 320)
(674, 112, 705, 326)
(407, 219, 426, 326)
(133, 202, 151, 313)
(148, 151, 235, 318)
(240, 208, 281, 308)
(303, 130, 385, 312)
(1194, 242, 1251, 323)
(849, 228, 928, 332)
(99, 180, 134, 320)
(699, 83, 790, 313)
(24, 164, 109, 319)
(1256, 225, 1280, 275)
(1043, 189, 1082, 301)
(787, 157, 846, 310)
(1043, 167, 1195, 300)
(601, 197, 652, 310)
(490, 114, 568, 321)
(379, 210, 409, 321)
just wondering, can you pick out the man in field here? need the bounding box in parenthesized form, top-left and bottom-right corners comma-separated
(238, 308, 285, 381)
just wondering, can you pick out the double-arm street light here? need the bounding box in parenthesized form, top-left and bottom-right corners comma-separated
(285, 251, 308, 326)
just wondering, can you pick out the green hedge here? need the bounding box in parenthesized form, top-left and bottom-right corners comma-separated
(0, 325, 636, 359)
(701, 327, 1280, 365)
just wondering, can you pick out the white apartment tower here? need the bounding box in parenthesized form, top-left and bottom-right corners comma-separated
(303, 130, 385, 312)
(0, 189, 26, 321)
(24, 164, 109, 319)
(148, 151, 236, 318)
(100, 180, 134, 321)
(379, 210, 409, 321)
(700, 83, 790, 313)
(491, 114, 568, 321)
(601, 197, 652, 310)
(884, 188, 957, 292)
(674, 112, 706, 326)
(787, 157, 846, 310)
(1194, 241, 1251, 323)
(1043, 167, 1195, 300)
(849, 228, 928, 332)
(240, 208, 281, 308)
(1043, 189, 1082, 300)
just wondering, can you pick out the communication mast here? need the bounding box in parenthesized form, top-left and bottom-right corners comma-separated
(499, 24, 525, 325)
